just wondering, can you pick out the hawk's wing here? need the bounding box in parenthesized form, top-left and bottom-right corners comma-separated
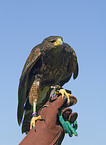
(59, 43, 79, 86)
(65, 43, 78, 79)
(17, 44, 42, 125)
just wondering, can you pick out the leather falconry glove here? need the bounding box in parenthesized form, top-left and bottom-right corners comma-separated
(19, 95, 78, 145)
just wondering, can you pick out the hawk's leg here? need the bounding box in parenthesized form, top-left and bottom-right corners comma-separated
(30, 99, 43, 130)
(29, 80, 43, 130)
(55, 89, 72, 104)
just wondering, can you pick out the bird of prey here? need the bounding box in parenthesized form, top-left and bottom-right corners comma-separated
(17, 36, 79, 133)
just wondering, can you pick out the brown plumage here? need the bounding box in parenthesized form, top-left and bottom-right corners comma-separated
(17, 36, 79, 133)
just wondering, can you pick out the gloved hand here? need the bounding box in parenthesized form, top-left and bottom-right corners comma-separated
(19, 95, 78, 145)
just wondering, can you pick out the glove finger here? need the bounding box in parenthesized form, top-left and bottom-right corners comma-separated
(68, 112, 78, 123)
(64, 96, 77, 107)
(62, 108, 72, 121)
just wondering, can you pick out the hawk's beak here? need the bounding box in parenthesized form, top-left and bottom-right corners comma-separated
(54, 38, 63, 46)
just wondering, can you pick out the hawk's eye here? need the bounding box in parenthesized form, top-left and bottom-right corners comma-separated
(50, 40, 56, 43)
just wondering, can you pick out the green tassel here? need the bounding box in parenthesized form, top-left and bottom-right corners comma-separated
(59, 108, 78, 137)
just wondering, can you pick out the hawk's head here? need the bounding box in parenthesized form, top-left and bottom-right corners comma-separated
(41, 36, 63, 52)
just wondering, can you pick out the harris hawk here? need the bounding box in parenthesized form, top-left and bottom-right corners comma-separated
(17, 36, 79, 133)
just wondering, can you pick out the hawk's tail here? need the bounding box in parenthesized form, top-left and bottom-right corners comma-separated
(22, 111, 32, 134)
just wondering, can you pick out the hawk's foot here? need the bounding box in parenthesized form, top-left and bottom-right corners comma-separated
(55, 89, 72, 105)
(30, 115, 43, 130)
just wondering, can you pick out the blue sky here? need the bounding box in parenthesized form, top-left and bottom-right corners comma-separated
(0, 0, 106, 145)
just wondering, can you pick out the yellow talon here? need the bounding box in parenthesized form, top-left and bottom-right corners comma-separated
(30, 115, 43, 130)
(56, 89, 72, 104)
